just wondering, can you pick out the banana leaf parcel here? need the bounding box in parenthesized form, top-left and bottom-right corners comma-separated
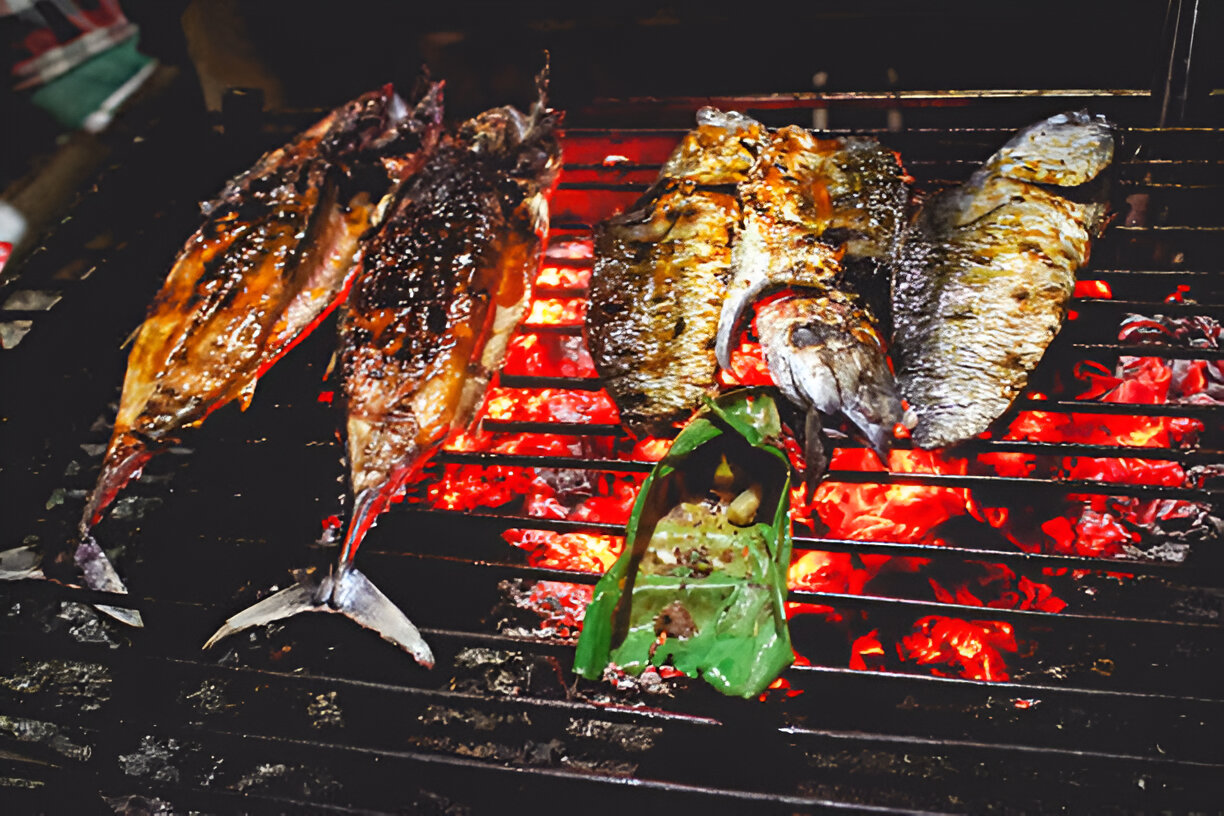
(574, 388, 794, 698)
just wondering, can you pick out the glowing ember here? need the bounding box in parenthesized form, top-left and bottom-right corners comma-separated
(482, 386, 618, 424)
(505, 529, 623, 573)
(525, 297, 588, 326)
(804, 448, 970, 543)
(503, 333, 598, 378)
(1073, 279, 1113, 298)
(898, 617, 1017, 682)
(400, 217, 1219, 689)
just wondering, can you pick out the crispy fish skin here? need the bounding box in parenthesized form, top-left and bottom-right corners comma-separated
(341, 100, 561, 522)
(82, 84, 444, 535)
(717, 126, 905, 461)
(205, 73, 562, 664)
(587, 108, 765, 435)
(893, 111, 1114, 450)
(716, 130, 909, 363)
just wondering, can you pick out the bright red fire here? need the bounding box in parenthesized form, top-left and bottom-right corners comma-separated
(406, 229, 1218, 690)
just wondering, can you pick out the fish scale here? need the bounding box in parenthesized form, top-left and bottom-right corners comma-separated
(893, 111, 1115, 450)
(70, 83, 445, 618)
(587, 109, 766, 436)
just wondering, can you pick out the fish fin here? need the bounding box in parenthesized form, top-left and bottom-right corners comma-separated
(74, 536, 143, 628)
(238, 377, 258, 411)
(204, 567, 434, 668)
(0, 545, 44, 582)
(715, 268, 771, 371)
(119, 324, 141, 350)
(803, 409, 830, 501)
(81, 433, 154, 531)
(532, 51, 550, 116)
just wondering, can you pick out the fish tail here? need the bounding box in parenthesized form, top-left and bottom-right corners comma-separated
(203, 564, 434, 668)
(74, 535, 144, 627)
(0, 545, 43, 582)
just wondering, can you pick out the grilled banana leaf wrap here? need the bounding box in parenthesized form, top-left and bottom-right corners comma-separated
(574, 389, 794, 698)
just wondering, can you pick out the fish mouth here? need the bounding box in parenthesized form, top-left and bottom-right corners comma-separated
(755, 296, 902, 461)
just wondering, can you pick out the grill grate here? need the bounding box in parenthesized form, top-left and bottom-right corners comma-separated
(1, 90, 1222, 814)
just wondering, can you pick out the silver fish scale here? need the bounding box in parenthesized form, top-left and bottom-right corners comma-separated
(893, 112, 1115, 450)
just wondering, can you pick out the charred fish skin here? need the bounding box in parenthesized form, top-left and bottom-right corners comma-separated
(80, 84, 444, 536)
(717, 126, 904, 464)
(893, 111, 1114, 450)
(587, 108, 766, 436)
(204, 69, 562, 664)
(341, 79, 561, 523)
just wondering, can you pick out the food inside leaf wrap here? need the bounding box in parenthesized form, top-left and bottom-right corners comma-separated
(573, 389, 794, 698)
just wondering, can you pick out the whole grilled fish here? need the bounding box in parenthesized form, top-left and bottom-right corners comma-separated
(205, 70, 562, 663)
(71, 83, 444, 614)
(716, 127, 908, 472)
(893, 111, 1114, 449)
(586, 108, 766, 436)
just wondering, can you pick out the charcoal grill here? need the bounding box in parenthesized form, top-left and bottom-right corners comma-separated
(2, 15, 1222, 813)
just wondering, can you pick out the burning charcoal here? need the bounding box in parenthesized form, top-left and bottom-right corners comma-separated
(533, 467, 596, 505)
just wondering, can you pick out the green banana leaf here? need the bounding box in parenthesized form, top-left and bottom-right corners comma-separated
(573, 388, 794, 698)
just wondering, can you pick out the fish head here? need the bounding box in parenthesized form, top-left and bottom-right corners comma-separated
(380, 81, 446, 181)
(317, 84, 421, 166)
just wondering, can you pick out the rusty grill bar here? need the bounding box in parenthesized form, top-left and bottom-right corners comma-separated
(0, 85, 1222, 814)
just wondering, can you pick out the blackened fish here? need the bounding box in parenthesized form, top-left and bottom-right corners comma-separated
(893, 111, 1114, 449)
(586, 108, 766, 436)
(205, 70, 562, 663)
(716, 127, 907, 473)
(70, 83, 444, 617)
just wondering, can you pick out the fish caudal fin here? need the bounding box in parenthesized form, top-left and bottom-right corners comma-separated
(203, 566, 434, 668)
(75, 535, 144, 628)
(1, 541, 143, 627)
(756, 296, 902, 461)
(0, 545, 44, 582)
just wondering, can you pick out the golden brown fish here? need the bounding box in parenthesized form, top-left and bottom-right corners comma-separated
(73, 83, 444, 612)
(205, 70, 562, 663)
(586, 108, 766, 436)
(716, 127, 907, 473)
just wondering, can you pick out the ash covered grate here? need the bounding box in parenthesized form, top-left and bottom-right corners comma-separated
(1, 89, 1222, 814)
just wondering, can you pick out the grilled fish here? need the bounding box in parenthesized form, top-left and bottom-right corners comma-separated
(205, 69, 562, 664)
(586, 108, 766, 436)
(893, 111, 1114, 449)
(716, 127, 907, 471)
(71, 83, 444, 613)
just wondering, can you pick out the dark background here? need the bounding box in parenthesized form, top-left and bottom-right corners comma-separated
(3, 0, 1220, 213)
(131, 0, 1215, 117)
